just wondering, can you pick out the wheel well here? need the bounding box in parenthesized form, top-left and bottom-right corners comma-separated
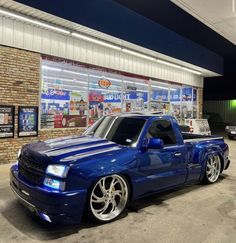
(121, 173, 133, 202)
(219, 154, 224, 173)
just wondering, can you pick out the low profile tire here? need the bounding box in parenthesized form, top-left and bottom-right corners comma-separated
(203, 154, 221, 184)
(88, 174, 129, 223)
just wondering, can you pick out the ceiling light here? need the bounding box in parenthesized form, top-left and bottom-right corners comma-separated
(72, 32, 121, 50)
(122, 49, 156, 61)
(157, 60, 181, 69)
(0, 9, 70, 34)
(63, 70, 88, 76)
(182, 67, 202, 75)
(43, 76, 88, 85)
(151, 85, 169, 90)
(42, 66, 62, 71)
(89, 74, 122, 82)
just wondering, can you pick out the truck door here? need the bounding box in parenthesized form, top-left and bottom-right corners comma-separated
(137, 119, 188, 196)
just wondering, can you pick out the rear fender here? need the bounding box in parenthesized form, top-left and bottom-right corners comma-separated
(198, 145, 224, 181)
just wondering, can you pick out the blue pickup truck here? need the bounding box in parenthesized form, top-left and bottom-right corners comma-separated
(10, 114, 230, 224)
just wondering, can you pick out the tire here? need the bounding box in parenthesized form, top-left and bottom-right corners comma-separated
(87, 174, 129, 223)
(203, 154, 221, 184)
(228, 135, 234, 140)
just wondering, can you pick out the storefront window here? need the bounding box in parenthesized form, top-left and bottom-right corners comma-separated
(88, 69, 122, 125)
(123, 77, 149, 112)
(40, 58, 199, 129)
(150, 80, 169, 114)
(181, 86, 193, 119)
(41, 60, 88, 129)
(170, 85, 182, 121)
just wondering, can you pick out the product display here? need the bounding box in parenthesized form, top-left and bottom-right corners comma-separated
(0, 105, 14, 138)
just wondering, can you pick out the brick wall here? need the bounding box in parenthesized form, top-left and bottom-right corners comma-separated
(0, 45, 84, 165)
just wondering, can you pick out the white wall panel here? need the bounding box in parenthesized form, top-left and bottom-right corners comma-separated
(0, 16, 203, 87)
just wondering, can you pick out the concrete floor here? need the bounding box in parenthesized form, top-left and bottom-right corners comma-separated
(1, 138, 236, 243)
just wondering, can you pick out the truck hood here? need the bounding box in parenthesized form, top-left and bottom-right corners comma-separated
(22, 135, 131, 164)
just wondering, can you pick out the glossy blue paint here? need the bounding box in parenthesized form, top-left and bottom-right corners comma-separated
(10, 114, 230, 224)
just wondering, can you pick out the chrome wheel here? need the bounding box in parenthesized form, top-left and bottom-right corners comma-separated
(89, 175, 128, 222)
(206, 155, 221, 183)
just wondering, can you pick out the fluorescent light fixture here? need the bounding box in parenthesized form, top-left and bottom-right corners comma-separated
(63, 70, 88, 76)
(151, 85, 169, 90)
(182, 67, 202, 75)
(157, 60, 182, 69)
(72, 32, 121, 50)
(89, 74, 122, 82)
(0, 9, 70, 34)
(134, 82, 148, 86)
(123, 80, 134, 84)
(43, 76, 88, 85)
(42, 66, 62, 72)
(122, 48, 156, 61)
(45, 83, 87, 90)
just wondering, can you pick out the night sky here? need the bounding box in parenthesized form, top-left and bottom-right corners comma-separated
(15, 0, 236, 100)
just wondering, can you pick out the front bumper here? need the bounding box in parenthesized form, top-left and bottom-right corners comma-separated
(10, 164, 87, 224)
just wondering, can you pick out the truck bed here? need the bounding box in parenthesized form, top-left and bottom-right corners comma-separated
(182, 132, 223, 143)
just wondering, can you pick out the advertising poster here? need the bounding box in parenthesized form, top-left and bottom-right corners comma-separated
(0, 105, 15, 138)
(18, 106, 38, 137)
(41, 89, 88, 128)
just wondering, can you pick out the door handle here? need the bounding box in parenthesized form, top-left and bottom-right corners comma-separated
(174, 152, 182, 157)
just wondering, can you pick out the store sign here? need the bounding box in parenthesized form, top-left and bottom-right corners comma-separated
(18, 106, 38, 137)
(41, 89, 70, 101)
(103, 92, 148, 103)
(0, 105, 15, 138)
(98, 79, 111, 89)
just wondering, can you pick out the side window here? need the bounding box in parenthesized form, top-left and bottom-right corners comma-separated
(147, 120, 176, 146)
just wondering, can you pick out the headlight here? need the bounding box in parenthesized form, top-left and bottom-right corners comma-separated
(17, 149, 21, 160)
(226, 126, 229, 130)
(46, 165, 69, 178)
(43, 177, 65, 190)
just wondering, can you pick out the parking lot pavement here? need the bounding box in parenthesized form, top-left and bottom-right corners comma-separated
(0, 137, 236, 243)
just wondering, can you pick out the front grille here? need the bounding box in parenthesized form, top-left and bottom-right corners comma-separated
(19, 166, 44, 184)
(18, 152, 46, 185)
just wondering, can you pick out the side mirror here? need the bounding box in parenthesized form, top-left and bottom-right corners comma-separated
(148, 138, 164, 150)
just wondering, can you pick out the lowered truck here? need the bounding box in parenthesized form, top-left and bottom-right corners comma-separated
(10, 114, 230, 224)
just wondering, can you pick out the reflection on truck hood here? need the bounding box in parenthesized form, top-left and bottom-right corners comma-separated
(23, 135, 129, 163)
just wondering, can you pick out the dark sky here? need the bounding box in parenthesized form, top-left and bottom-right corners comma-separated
(15, 0, 235, 100)
(114, 0, 236, 100)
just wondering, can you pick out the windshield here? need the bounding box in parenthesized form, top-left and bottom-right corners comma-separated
(85, 116, 146, 146)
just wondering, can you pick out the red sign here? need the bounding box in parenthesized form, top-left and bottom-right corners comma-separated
(98, 79, 111, 89)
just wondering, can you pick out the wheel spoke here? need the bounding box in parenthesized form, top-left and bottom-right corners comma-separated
(98, 178, 107, 194)
(92, 194, 105, 203)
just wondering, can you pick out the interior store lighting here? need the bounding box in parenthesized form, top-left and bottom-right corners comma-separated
(89, 74, 122, 82)
(0, 9, 70, 34)
(43, 76, 88, 85)
(42, 66, 62, 72)
(72, 32, 122, 51)
(63, 70, 88, 76)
